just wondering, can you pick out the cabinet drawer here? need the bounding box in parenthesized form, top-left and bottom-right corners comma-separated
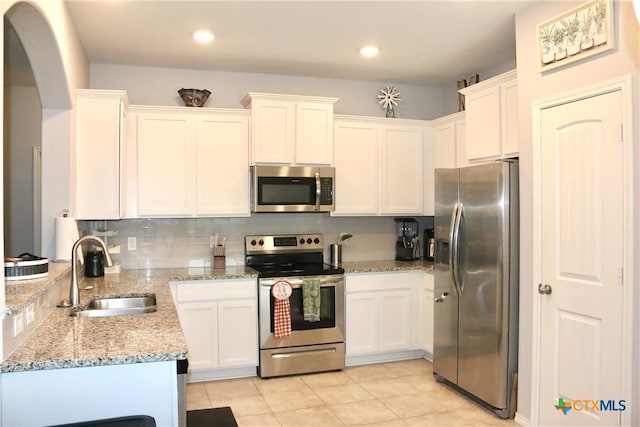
(172, 280, 256, 302)
(346, 271, 419, 293)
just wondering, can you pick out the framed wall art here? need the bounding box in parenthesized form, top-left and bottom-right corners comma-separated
(537, 0, 615, 72)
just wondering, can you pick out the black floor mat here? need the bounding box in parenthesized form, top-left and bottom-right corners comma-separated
(187, 407, 238, 427)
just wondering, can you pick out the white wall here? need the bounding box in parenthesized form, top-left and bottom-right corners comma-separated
(515, 1, 639, 424)
(90, 63, 445, 120)
(3, 85, 40, 256)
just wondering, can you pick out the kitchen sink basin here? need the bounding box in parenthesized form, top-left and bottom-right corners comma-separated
(70, 294, 157, 318)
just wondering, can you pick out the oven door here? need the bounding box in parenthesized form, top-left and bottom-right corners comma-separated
(258, 275, 345, 349)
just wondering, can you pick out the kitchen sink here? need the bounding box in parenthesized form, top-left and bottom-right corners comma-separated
(70, 294, 157, 318)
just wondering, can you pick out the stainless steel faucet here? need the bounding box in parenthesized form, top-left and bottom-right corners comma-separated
(64, 235, 114, 307)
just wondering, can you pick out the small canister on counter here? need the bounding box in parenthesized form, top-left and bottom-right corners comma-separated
(329, 244, 342, 267)
(213, 245, 226, 269)
(85, 251, 104, 277)
(424, 229, 435, 261)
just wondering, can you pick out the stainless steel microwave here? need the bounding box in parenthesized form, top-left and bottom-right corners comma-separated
(251, 165, 335, 212)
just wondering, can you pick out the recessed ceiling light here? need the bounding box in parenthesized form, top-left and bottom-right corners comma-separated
(193, 31, 215, 43)
(359, 46, 380, 57)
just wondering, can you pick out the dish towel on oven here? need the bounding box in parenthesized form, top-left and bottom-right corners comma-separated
(273, 298, 292, 338)
(302, 279, 321, 322)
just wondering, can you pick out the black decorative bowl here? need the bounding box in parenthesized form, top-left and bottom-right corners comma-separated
(178, 88, 211, 107)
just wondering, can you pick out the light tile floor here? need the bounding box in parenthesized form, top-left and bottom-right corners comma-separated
(186, 359, 521, 426)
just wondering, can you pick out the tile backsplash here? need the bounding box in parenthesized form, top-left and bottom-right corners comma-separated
(81, 214, 433, 270)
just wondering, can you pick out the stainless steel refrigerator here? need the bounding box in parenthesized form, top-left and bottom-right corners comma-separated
(433, 160, 519, 419)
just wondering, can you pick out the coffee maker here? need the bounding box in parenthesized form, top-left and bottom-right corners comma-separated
(394, 218, 420, 261)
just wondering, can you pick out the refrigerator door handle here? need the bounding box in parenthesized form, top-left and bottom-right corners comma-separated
(448, 202, 462, 296)
(451, 202, 463, 296)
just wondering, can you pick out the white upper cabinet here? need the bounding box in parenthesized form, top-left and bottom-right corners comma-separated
(75, 89, 128, 219)
(126, 106, 250, 217)
(459, 69, 518, 163)
(379, 124, 424, 215)
(423, 126, 435, 216)
(244, 97, 295, 164)
(500, 78, 519, 158)
(195, 114, 250, 216)
(242, 93, 338, 165)
(433, 111, 466, 170)
(137, 113, 194, 216)
(333, 117, 379, 215)
(333, 116, 427, 216)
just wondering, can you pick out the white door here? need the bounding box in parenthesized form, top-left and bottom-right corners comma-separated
(538, 90, 624, 426)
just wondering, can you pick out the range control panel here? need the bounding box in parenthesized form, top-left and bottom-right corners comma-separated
(245, 234, 324, 254)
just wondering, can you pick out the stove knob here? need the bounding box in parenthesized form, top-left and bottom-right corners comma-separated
(306, 238, 312, 244)
(258, 239, 264, 246)
(299, 238, 305, 244)
(250, 239, 257, 246)
(314, 237, 320, 244)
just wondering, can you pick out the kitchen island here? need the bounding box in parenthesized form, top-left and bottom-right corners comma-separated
(1, 268, 211, 426)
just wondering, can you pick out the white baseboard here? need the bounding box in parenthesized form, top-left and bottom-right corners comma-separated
(514, 412, 530, 426)
(346, 349, 425, 366)
(187, 365, 257, 382)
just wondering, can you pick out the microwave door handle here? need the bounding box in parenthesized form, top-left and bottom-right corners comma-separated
(315, 172, 321, 211)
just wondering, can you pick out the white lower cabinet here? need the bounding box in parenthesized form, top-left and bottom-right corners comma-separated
(421, 272, 434, 359)
(170, 279, 258, 381)
(345, 271, 422, 365)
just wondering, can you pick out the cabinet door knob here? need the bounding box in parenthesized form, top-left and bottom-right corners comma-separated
(538, 283, 552, 295)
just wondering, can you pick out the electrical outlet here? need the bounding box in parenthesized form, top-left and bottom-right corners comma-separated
(128, 237, 137, 251)
(13, 312, 24, 337)
(25, 302, 35, 326)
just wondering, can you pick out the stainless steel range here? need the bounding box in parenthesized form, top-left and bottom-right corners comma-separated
(245, 233, 345, 378)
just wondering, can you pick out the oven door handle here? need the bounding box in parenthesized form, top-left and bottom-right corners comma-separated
(260, 278, 343, 288)
(261, 279, 303, 286)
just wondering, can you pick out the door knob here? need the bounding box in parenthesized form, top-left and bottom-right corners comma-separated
(434, 292, 449, 303)
(538, 283, 552, 295)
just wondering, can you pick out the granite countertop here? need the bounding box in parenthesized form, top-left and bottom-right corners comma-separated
(341, 259, 433, 273)
(1, 269, 186, 373)
(4, 262, 73, 316)
(1, 260, 427, 374)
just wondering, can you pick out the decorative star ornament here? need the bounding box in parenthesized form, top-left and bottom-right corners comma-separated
(378, 86, 401, 118)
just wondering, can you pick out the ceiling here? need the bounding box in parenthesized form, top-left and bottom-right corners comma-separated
(63, 0, 539, 87)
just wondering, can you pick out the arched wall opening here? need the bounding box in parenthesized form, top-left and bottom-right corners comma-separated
(4, 1, 74, 263)
(1, 0, 77, 319)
